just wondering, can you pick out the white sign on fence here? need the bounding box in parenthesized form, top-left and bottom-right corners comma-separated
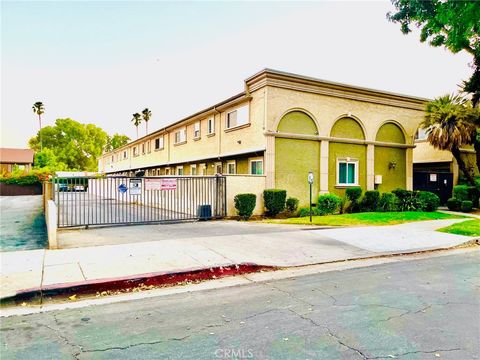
(129, 178, 142, 195)
(161, 178, 177, 190)
(145, 178, 162, 191)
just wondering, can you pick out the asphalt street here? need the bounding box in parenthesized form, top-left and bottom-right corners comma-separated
(1, 250, 479, 360)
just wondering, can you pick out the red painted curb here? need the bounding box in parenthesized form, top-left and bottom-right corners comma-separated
(3, 263, 278, 304)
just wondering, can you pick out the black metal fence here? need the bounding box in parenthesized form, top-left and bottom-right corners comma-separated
(53, 176, 227, 228)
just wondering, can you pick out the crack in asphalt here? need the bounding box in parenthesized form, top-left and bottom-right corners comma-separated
(264, 283, 466, 360)
(42, 313, 84, 360)
(287, 307, 368, 359)
(368, 348, 462, 359)
(79, 336, 189, 355)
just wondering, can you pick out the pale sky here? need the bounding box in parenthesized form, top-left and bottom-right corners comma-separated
(1, 0, 473, 148)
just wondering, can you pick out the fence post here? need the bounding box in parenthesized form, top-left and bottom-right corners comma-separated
(46, 200, 58, 249)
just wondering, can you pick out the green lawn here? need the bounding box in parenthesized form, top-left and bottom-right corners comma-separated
(437, 219, 480, 237)
(266, 211, 461, 226)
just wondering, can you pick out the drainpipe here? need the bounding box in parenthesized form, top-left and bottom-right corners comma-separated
(214, 106, 221, 160)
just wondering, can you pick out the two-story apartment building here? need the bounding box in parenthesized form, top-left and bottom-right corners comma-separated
(99, 69, 427, 207)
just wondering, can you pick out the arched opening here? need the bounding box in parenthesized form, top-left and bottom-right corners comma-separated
(277, 111, 318, 135)
(376, 122, 406, 144)
(330, 117, 365, 140)
(374, 122, 407, 191)
(275, 111, 319, 205)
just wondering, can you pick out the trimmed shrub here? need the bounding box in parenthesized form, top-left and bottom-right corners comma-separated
(317, 194, 342, 215)
(345, 186, 362, 213)
(468, 186, 479, 207)
(446, 198, 461, 211)
(453, 185, 470, 202)
(417, 191, 440, 212)
(392, 188, 422, 211)
(286, 197, 299, 213)
(234, 193, 256, 220)
(263, 189, 287, 217)
(377, 192, 398, 212)
(360, 190, 380, 212)
(345, 187, 362, 202)
(461, 200, 473, 213)
(297, 206, 321, 217)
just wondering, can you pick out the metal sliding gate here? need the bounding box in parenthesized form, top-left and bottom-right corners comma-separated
(53, 176, 227, 228)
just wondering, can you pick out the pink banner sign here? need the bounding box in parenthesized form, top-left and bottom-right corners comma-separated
(161, 178, 177, 190)
(144, 178, 162, 191)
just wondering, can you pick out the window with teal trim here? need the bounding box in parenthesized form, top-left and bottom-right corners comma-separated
(337, 159, 358, 185)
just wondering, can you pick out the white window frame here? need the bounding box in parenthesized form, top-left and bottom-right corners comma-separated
(226, 105, 249, 129)
(227, 160, 236, 175)
(194, 121, 201, 139)
(415, 127, 428, 141)
(165, 168, 171, 175)
(249, 157, 263, 175)
(141, 143, 146, 154)
(155, 136, 164, 150)
(176, 166, 184, 175)
(147, 140, 151, 153)
(199, 163, 206, 175)
(336, 158, 359, 186)
(123, 150, 128, 159)
(174, 129, 186, 144)
(207, 118, 215, 135)
(191, 164, 197, 175)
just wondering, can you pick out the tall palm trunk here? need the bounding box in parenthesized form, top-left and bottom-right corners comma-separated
(145, 121, 148, 135)
(38, 114, 42, 151)
(452, 146, 475, 185)
(136, 126, 139, 139)
(474, 139, 480, 176)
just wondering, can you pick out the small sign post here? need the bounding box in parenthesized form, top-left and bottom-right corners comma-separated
(308, 171, 314, 223)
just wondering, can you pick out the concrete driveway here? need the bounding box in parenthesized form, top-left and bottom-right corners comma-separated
(0, 195, 47, 251)
(57, 220, 312, 248)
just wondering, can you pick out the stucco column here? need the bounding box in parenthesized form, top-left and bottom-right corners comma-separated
(366, 144, 375, 190)
(265, 135, 275, 188)
(319, 140, 329, 194)
(406, 147, 413, 190)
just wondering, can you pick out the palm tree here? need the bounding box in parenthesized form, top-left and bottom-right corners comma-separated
(131, 113, 142, 139)
(32, 101, 45, 150)
(142, 108, 152, 135)
(422, 94, 477, 185)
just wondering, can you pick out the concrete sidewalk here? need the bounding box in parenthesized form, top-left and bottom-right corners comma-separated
(0, 219, 474, 300)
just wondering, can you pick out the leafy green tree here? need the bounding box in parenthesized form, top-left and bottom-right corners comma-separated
(422, 94, 477, 185)
(388, 0, 480, 104)
(33, 148, 68, 171)
(32, 101, 45, 150)
(142, 108, 152, 135)
(132, 113, 142, 139)
(106, 133, 130, 152)
(29, 118, 109, 171)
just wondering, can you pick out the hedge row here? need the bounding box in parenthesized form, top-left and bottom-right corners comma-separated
(234, 189, 300, 220)
(297, 188, 440, 218)
(0, 169, 52, 185)
(447, 185, 479, 213)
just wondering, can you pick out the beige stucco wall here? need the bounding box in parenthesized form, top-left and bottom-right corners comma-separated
(413, 141, 453, 163)
(225, 175, 266, 216)
(99, 91, 267, 174)
(265, 87, 422, 141)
